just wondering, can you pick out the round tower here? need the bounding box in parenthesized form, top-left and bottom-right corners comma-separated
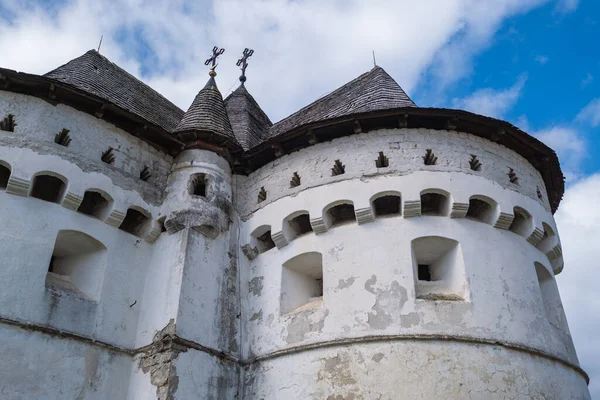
(238, 67, 590, 399)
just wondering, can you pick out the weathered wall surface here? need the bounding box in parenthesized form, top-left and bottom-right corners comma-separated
(236, 128, 550, 218)
(0, 92, 172, 205)
(242, 341, 590, 400)
(0, 324, 131, 400)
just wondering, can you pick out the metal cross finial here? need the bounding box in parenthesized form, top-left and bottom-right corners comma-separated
(205, 46, 225, 76)
(236, 48, 254, 84)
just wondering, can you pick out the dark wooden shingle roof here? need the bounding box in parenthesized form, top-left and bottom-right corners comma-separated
(225, 85, 272, 150)
(268, 66, 416, 138)
(173, 76, 236, 143)
(44, 50, 183, 133)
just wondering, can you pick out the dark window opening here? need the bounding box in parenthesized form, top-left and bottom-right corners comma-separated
(290, 172, 301, 188)
(466, 198, 493, 223)
(508, 168, 519, 184)
(0, 164, 10, 189)
(257, 187, 267, 203)
(31, 175, 66, 204)
(423, 149, 437, 165)
(256, 230, 275, 253)
(289, 214, 313, 237)
(119, 208, 150, 238)
(101, 147, 115, 164)
(48, 255, 56, 273)
(375, 151, 389, 168)
(331, 160, 345, 176)
(140, 166, 151, 182)
(54, 129, 71, 147)
(190, 174, 207, 196)
(0, 114, 16, 132)
(418, 264, 431, 281)
(77, 191, 110, 219)
(469, 155, 481, 171)
(420, 193, 447, 216)
(373, 195, 401, 217)
(328, 204, 356, 227)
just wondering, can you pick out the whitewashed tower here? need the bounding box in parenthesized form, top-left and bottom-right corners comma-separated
(0, 45, 591, 400)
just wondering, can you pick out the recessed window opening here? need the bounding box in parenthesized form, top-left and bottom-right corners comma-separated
(326, 203, 356, 227)
(119, 208, 151, 238)
(373, 194, 401, 217)
(77, 190, 112, 220)
(534, 262, 565, 330)
(420, 192, 448, 216)
(286, 213, 313, 240)
(189, 173, 207, 197)
(251, 225, 276, 254)
(412, 236, 467, 301)
(508, 207, 533, 237)
(536, 223, 557, 252)
(31, 174, 66, 204)
(280, 252, 323, 315)
(45, 230, 107, 301)
(466, 197, 496, 224)
(0, 162, 11, 189)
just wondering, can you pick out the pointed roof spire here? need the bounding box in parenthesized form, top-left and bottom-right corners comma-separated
(225, 85, 272, 150)
(173, 47, 241, 151)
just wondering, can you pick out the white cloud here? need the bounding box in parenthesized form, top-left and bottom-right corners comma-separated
(451, 74, 527, 119)
(0, 0, 551, 121)
(556, 173, 600, 398)
(535, 55, 549, 64)
(576, 98, 600, 127)
(554, 0, 579, 14)
(534, 126, 587, 180)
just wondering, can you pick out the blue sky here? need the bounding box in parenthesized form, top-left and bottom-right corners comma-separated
(0, 0, 599, 397)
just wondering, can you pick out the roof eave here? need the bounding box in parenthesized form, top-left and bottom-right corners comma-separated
(237, 107, 564, 213)
(0, 68, 184, 155)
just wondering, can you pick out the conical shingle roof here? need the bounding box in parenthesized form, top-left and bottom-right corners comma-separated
(225, 85, 272, 150)
(268, 66, 416, 138)
(44, 50, 184, 133)
(174, 76, 237, 147)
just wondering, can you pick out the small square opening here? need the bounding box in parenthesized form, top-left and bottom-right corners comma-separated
(190, 174, 207, 197)
(281, 252, 323, 315)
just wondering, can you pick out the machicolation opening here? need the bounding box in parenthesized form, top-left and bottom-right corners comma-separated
(190, 173, 207, 196)
(45, 230, 107, 301)
(420, 192, 448, 216)
(286, 213, 313, 240)
(412, 236, 467, 301)
(119, 208, 150, 238)
(372, 193, 401, 218)
(466, 196, 496, 224)
(509, 207, 533, 237)
(251, 226, 276, 254)
(280, 252, 323, 315)
(0, 162, 10, 189)
(31, 174, 66, 204)
(77, 190, 112, 220)
(326, 203, 356, 227)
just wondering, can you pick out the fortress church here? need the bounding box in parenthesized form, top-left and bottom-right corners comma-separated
(0, 47, 591, 399)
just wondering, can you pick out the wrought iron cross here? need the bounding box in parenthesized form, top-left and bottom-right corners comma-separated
(236, 48, 254, 83)
(205, 46, 225, 75)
